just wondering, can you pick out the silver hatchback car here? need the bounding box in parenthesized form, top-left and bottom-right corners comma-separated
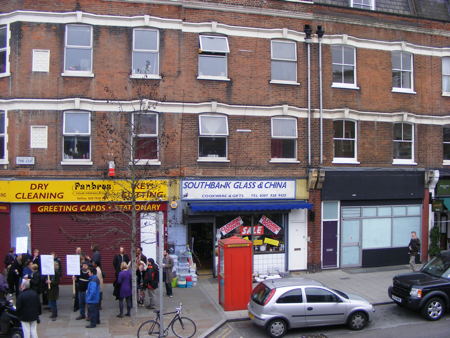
(248, 277, 374, 337)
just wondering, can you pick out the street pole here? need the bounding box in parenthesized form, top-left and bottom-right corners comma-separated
(158, 211, 164, 337)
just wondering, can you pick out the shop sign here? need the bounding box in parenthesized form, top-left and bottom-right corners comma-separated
(181, 179, 296, 200)
(259, 215, 281, 235)
(219, 216, 243, 235)
(432, 200, 443, 212)
(30, 202, 166, 213)
(240, 225, 264, 236)
(0, 179, 168, 203)
(436, 179, 450, 196)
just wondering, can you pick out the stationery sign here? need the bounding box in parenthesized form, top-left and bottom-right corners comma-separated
(219, 217, 243, 235)
(259, 215, 282, 235)
(182, 179, 296, 200)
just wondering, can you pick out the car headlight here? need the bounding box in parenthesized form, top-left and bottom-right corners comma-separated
(410, 288, 422, 298)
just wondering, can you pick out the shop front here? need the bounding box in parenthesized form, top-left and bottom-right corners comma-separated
(432, 174, 450, 251)
(321, 170, 426, 269)
(0, 179, 168, 283)
(181, 178, 312, 276)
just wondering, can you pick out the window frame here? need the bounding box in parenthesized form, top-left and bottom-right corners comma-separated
(392, 122, 416, 165)
(331, 45, 358, 89)
(443, 125, 450, 165)
(391, 51, 415, 93)
(332, 119, 359, 164)
(270, 117, 298, 162)
(0, 110, 7, 164)
(442, 57, 450, 96)
(63, 24, 94, 77)
(198, 35, 230, 81)
(270, 40, 298, 85)
(198, 114, 229, 162)
(131, 28, 160, 79)
(131, 112, 160, 165)
(350, 0, 375, 10)
(62, 111, 92, 165)
(0, 24, 10, 77)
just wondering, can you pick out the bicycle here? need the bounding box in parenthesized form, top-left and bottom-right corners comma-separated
(137, 303, 197, 338)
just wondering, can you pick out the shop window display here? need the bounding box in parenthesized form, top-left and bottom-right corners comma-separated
(217, 213, 285, 254)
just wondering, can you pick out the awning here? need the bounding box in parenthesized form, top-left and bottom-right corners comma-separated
(188, 201, 313, 213)
(443, 198, 450, 210)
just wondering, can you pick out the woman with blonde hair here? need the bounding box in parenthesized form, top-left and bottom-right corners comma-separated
(116, 262, 132, 317)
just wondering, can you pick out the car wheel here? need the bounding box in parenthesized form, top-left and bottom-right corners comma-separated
(421, 297, 445, 321)
(347, 311, 368, 330)
(266, 318, 287, 338)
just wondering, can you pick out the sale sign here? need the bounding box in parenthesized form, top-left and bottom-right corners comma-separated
(259, 215, 281, 235)
(240, 225, 264, 236)
(219, 217, 243, 235)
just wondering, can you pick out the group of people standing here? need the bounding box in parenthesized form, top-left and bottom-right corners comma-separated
(112, 246, 174, 317)
(1, 244, 176, 336)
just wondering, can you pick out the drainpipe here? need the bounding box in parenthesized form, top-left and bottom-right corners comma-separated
(304, 25, 312, 166)
(317, 26, 325, 164)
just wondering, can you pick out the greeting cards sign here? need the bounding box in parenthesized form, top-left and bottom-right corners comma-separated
(219, 217, 243, 235)
(259, 215, 281, 235)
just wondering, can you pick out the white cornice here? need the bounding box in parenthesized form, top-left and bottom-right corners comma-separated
(0, 10, 448, 57)
(1, 98, 449, 125)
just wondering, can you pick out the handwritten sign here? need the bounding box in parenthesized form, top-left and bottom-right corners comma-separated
(219, 217, 243, 235)
(41, 255, 55, 275)
(15, 236, 28, 254)
(259, 215, 282, 235)
(66, 255, 80, 276)
(253, 239, 263, 246)
(264, 238, 280, 247)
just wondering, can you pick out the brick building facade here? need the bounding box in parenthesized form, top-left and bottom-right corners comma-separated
(1, 0, 449, 277)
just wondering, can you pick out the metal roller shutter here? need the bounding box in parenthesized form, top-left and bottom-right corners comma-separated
(0, 213, 11, 267)
(31, 212, 135, 284)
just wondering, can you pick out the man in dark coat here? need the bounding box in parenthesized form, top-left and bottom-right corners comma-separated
(75, 262, 90, 320)
(408, 231, 421, 271)
(91, 245, 102, 268)
(16, 279, 41, 338)
(113, 246, 130, 279)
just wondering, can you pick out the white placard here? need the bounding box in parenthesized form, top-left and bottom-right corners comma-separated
(66, 255, 80, 276)
(182, 179, 296, 200)
(32, 49, 50, 72)
(41, 255, 55, 275)
(15, 236, 28, 254)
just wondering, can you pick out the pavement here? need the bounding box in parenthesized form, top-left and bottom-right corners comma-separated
(29, 264, 414, 337)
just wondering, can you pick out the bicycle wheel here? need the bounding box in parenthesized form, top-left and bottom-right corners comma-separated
(137, 319, 161, 337)
(171, 316, 197, 338)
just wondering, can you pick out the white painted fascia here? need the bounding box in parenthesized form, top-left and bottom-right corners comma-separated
(2, 98, 450, 125)
(1, 11, 449, 57)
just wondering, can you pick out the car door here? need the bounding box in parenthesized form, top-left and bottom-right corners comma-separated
(304, 287, 347, 326)
(271, 288, 306, 328)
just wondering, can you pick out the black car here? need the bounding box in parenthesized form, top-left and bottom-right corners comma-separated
(388, 250, 450, 321)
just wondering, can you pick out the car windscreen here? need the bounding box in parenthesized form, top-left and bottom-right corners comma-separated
(251, 283, 272, 306)
(421, 256, 450, 279)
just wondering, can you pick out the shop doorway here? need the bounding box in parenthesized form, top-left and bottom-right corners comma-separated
(189, 222, 215, 275)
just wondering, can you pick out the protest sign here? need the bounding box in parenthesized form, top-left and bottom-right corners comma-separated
(66, 255, 80, 276)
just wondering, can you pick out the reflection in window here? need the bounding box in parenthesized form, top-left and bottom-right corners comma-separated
(271, 117, 297, 159)
(198, 115, 228, 159)
(333, 120, 356, 159)
(132, 112, 158, 160)
(0, 25, 7, 74)
(132, 29, 159, 75)
(63, 111, 91, 160)
(64, 25, 92, 72)
(393, 123, 413, 160)
(271, 40, 297, 82)
(392, 51, 413, 90)
(331, 45, 356, 85)
(198, 35, 229, 78)
(0, 111, 5, 160)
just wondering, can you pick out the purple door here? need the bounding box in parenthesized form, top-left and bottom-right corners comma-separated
(322, 221, 338, 268)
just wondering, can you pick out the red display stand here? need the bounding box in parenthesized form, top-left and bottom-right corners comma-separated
(218, 236, 253, 311)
